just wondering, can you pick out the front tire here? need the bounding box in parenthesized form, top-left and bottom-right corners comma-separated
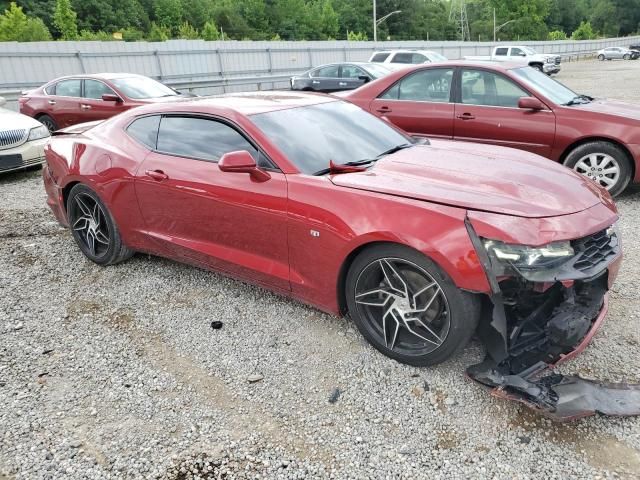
(66, 184, 134, 265)
(531, 63, 544, 72)
(598, 54, 605, 61)
(563, 141, 632, 197)
(624, 54, 631, 60)
(345, 244, 480, 366)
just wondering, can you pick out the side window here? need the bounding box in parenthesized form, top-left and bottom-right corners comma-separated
(371, 52, 390, 62)
(311, 65, 339, 78)
(341, 65, 365, 79)
(44, 84, 55, 95)
(494, 47, 508, 56)
(380, 69, 453, 102)
(411, 53, 427, 64)
(55, 79, 81, 97)
(157, 116, 272, 167)
(461, 70, 528, 108)
(390, 53, 413, 64)
(84, 80, 116, 100)
(126, 115, 160, 149)
(511, 47, 525, 56)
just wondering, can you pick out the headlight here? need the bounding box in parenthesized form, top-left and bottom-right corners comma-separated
(483, 239, 574, 270)
(28, 125, 50, 141)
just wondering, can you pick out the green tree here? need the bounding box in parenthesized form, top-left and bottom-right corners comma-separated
(571, 20, 596, 39)
(77, 28, 114, 40)
(147, 20, 169, 40)
(201, 19, 220, 40)
(590, 0, 618, 37)
(53, 0, 77, 39)
(0, 2, 51, 41)
(547, 29, 567, 40)
(177, 20, 198, 38)
(154, 0, 182, 33)
(347, 29, 367, 41)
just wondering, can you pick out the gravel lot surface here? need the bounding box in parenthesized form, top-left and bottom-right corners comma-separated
(1, 60, 640, 480)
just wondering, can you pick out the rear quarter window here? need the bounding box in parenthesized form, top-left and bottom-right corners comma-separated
(371, 53, 390, 62)
(126, 115, 160, 149)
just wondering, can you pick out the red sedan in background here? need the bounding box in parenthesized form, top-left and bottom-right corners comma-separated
(41, 92, 637, 420)
(19, 73, 189, 132)
(342, 61, 640, 196)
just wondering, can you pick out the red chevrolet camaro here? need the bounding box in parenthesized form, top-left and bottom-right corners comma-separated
(341, 61, 640, 197)
(43, 92, 636, 420)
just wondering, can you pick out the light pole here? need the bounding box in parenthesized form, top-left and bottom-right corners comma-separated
(374, 7, 402, 42)
(493, 8, 518, 42)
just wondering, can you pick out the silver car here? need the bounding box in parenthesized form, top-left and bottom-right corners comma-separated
(597, 47, 635, 60)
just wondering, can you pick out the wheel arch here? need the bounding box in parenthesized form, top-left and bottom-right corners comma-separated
(560, 136, 636, 180)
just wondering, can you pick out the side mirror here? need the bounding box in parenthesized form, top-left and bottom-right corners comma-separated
(218, 150, 270, 182)
(0, 96, 5, 107)
(358, 75, 370, 83)
(102, 93, 122, 102)
(518, 96, 545, 110)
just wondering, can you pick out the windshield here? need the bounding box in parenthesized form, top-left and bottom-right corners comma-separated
(429, 52, 448, 61)
(511, 67, 579, 105)
(250, 101, 410, 175)
(522, 46, 537, 55)
(110, 76, 177, 99)
(364, 64, 392, 78)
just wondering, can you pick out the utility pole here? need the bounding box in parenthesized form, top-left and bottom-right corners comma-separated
(373, 0, 377, 43)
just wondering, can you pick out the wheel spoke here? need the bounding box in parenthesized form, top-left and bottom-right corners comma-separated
(94, 229, 110, 245)
(380, 259, 409, 297)
(355, 288, 393, 307)
(72, 216, 89, 231)
(402, 317, 441, 346)
(600, 175, 616, 187)
(602, 166, 619, 175)
(405, 316, 444, 345)
(76, 196, 92, 216)
(408, 286, 442, 314)
(411, 281, 437, 309)
(86, 230, 96, 255)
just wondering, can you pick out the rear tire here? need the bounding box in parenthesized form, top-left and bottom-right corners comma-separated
(345, 244, 480, 366)
(563, 141, 632, 197)
(66, 184, 134, 266)
(37, 114, 58, 132)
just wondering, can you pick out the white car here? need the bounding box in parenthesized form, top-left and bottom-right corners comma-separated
(597, 47, 636, 61)
(0, 96, 50, 174)
(465, 45, 561, 75)
(368, 50, 448, 70)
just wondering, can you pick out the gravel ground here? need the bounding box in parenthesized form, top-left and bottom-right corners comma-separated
(1, 60, 640, 480)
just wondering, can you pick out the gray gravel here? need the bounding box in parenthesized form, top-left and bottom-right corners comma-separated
(1, 60, 640, 479)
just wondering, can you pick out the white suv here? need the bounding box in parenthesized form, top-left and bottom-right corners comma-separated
(368, 50, 448, 70)
(0, 96, 50, 174)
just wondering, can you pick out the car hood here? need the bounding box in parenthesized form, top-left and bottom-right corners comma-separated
(0, 107, 42, 130)
(568, 99, 640, 121)
(329, 140, 608, 218)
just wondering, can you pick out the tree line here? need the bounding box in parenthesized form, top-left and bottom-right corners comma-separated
(1, 0, 639, 42)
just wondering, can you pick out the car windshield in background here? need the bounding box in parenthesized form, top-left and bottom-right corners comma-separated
(365, 64, 392, 78)
(110, 77, 177, 99)
(250, 101, 410, 175)
(511, 67, 579, 105)
(430, 52, 448, 61)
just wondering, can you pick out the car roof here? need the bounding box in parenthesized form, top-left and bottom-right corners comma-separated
(128, 91, 337, 117)
(373, 49, 442, 55)
(45, 73, 149, 83)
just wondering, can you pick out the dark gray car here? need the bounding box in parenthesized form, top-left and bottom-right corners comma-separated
(290, 62, 391, 93)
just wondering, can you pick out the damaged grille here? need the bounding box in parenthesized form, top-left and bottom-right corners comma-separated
(572, 229, 618, 274)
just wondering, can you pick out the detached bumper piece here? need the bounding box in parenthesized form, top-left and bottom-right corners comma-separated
(466, 224, 639, 421)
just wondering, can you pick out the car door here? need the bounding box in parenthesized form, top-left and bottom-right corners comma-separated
(47, 79, 82, 128)
(309, 65, 341, 92)
(453, 68, 556, 157)
(339, 64, 369, 90)
(133, 114, 290, 290)
(80, 79, 129, 122)
(368, 67, 455, 139)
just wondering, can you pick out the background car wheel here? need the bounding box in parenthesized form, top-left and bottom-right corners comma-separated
(37, 114, 58, 132)
(66, 184, 134, 265)
(564, 141, 632, 197)
(345, 244, 480, 366)
(624, 54, 631, 60)
(597, 54, 605, 61)
(531, 63, 543, 72)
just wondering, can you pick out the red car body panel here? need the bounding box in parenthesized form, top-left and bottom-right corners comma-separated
(343, 62, 640, 183)
(19, 73, 182, 129)
(42, 93, 620, 317)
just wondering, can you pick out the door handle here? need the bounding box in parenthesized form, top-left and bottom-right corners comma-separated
(80, 104, 92, 110)
(145, 169, 168, 181)
(339, 82, 347, 86)
(376, 106, 392, 114)
(456, 113, 475, 120)
(312, 80, 320, 84)
(48, 100, 56, 105)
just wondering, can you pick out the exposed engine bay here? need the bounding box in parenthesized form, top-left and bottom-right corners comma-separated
(466, 222, 640, 421)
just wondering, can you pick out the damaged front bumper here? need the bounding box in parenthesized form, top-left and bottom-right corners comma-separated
(466, 219, 639, 421)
